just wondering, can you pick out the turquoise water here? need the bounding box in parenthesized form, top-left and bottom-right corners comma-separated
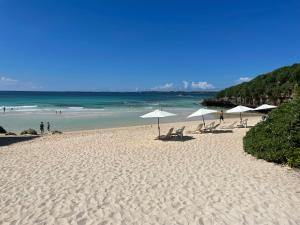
(0, 91, 217, 132)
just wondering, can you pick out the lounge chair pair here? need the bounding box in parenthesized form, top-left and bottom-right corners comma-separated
(157, 126, 185, 140)
(203, 122, 220, 133)
(189, 121, 219, 134)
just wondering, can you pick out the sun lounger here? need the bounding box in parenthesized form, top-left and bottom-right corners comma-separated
(172, 126, 185, 139)
(187, 123, 204, 134)
(203, 121, 215, 131)
(237, 119, 248, 128)
(221, 121, 237, 129)
(261, 115, 269, 122)
(157, 128, 174, 140)
(211, 123, 220, 132)
(203, 123, 220, 133)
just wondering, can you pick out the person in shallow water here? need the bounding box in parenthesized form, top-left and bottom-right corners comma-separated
(40, 122, 44, 134)
(220, 110, 224, 123)
(47, 122, 51, 133)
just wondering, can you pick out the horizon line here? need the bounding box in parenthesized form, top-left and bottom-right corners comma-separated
(0, 90, 220, 93)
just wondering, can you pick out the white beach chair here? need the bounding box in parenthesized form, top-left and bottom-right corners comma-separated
(237, 119, 248, 128)
(157, 128, 174, 140)
(172, 126, 185, 139)
(203, 121, 215, 132)
(221, 121, 237, 129)
(188, 123, 204, 134)
(204, 123, 220, 133)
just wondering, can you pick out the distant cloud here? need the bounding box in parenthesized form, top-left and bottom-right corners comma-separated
(0, 76, 18, 83)
(0, 74, 43, 91)
(191, 81, 215, 90)
(151, 81, 215, 91)
(151, 83, 174, 91)
(237, 77, 252, 83)
(182, 81, 189, 89)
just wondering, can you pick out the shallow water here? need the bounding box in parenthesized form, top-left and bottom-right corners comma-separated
(0, 91, 218, 131)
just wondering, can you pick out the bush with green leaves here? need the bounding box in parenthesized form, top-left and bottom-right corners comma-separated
(243, 99, 300, 168)
(20, 128, 38, 135)
(217, 63, 300, 101)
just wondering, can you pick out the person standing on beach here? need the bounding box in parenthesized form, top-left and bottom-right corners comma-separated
(219, 110, 224, 123)
(40, 122, 44, 134)
(47, 122, 51, 133)
(3, 107, 5, 113)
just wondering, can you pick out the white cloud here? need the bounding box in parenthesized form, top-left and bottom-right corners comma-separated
(0, 75, 42, 91)
(191, 81, 214, 90)
(182, 81, 189, 89)
(237, 77, 252, 83)
(0, 76, 18, 83)
(151, 83, 174, 91)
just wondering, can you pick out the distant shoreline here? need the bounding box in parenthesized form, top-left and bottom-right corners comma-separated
(0, 90, 219, 94)
(0, 112, 261, 133)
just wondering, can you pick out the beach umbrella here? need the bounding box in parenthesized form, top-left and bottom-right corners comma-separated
(226, 105, 253, 121)
(141, 109, 176, 138)
(254, 104, 277, 111)
(187, 108, 217, 126)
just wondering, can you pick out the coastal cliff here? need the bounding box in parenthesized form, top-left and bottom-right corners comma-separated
(203, 63, 300, 107)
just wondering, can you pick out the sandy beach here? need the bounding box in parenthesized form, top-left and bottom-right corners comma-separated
(1, 116, 300, 225)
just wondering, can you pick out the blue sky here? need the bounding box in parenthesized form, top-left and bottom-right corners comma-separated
(0, 0, 299, 91)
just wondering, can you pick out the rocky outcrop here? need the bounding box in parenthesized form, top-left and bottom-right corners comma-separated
(0, 126, 7, 134)
(202, 98, 236, 107)
(203, 95, 293, 108)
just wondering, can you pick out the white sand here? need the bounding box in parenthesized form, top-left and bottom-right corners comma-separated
(1, 117, 300, 225)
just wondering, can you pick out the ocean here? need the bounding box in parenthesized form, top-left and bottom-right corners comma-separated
(0, 91, 217, 132)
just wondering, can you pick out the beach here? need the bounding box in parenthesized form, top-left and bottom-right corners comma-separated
(1, 116, 300, 225)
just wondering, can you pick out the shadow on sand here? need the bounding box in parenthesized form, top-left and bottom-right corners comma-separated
(0, 136, 39, 147)
(158, 135, 196, 142)
(211, 130, 234, 134)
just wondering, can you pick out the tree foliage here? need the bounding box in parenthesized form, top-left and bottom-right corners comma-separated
(217, 63, 300, 100)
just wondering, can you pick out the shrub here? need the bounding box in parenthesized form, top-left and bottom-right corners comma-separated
(243, 99, 300, 168)
(52, 130, 62, 134)
(5, 132, 17, 136)
(20, 128, 38, 135)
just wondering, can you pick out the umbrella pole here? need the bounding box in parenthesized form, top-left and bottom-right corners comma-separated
(202, 115, 205, 127)
(240, 112, 242, 122)
(158, 118, 160, 138)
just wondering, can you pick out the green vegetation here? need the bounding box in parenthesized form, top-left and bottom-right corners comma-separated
(243, 98, 300, 168)
(217, 63, 300, 102)
(20, 128, 38, 135)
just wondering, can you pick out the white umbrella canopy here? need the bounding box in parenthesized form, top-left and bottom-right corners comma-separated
(226, 105, 254, 121)
(187, 108, 217, 126)
(141, 109, 176, 137)
(254, 104, 277, 111)
(141, 109, 176, 118)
